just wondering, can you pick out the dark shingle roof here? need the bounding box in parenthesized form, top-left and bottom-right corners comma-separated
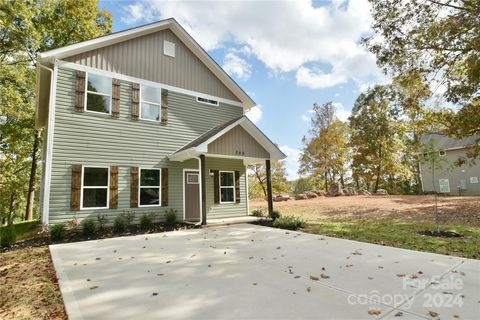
(174, 115, 244, 153)
(420, 133, 480, 151)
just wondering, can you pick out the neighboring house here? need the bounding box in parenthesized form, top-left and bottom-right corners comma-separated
(35, 18, 285, 226)
(419, 133, 480, 196)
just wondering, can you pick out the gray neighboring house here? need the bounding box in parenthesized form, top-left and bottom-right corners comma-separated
(420, 133, 480, 196)
(35, 18, 285, 226)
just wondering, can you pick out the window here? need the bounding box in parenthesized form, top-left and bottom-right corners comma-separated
(439, 150, 446, 157)
(140, 84, 161, 121)
(439, 179, 450, 193)
(187, 173, 199, 184)
(82, 167, 109, 209)
(197, 96, 219, 106)
(163, 40, 175, 57)
(219, 171, 235, 203)
(139, 169, 161, 206)
(86, 73, 112, 114)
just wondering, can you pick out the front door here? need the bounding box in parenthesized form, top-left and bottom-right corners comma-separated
(184, 171, 200, 221)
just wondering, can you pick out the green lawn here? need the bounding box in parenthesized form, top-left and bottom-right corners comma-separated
(302, 220, 480, 259)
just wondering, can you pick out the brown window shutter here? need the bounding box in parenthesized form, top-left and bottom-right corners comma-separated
(235, 171, 241, 203)
(131, 83, 140, 120)
(161, 168, 168, 206)
(130, 166, 139, 208)
(75, 71, 86, 112)
(109, 166, 119, 209)
(213, 170, 220, 204)
(161, 89, 168, 125)
(71, 164, 82, 210)
(112, 79, 121, 117)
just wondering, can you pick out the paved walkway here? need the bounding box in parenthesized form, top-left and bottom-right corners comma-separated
(50, 224, 479, 319)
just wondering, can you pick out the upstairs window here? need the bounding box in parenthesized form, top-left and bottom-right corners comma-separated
(139, 168, 161, 206)
(219, 171, 235, 203)
(197, 96, 219, 106)
(82, 167, 109, 209)
(86, 73, 112, 114)
(140, 84, 161, 121)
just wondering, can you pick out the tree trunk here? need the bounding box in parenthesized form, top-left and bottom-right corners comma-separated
(374, 165, 381, 193)
(254, 169, 267, 198)
(324, 172, 328, 192)
(25, 129, 41, 220)
(340, 174, 345, 189)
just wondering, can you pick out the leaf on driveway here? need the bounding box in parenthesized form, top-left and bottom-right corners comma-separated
(397, 274, 406, 277)
(352, 250, 362, 255)
(157, 273, 164, 276)
(368, 277, 374, 280)
(320, 274, 330, 279)
(166, 260, 171, 264)
(307, 286, 311, 292)
(367, 308, 381, 315)
(428, 310, 439, 317)
(346, 264, 354, 268)
(276, 246, 281, 250)
(86, 279, 91, 282)
(90, 286, 99, 290)
(309, 275, 319, 281)
(252, 283, 258, 286)
(294, 276, 301, 279)
(95, 257, 101, 260)
(394, 311, 403, 317)
(190, 254, 196, 258)
(152, 292, 158, 296)
(410, 274, 418, 279)
(249, 257, 254, 260)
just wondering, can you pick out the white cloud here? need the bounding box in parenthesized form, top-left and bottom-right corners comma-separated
(301, 114, 310, 122)
(222, 51, 252, 81)
(331, 102, 351, 122)
(245, 105, 262, 124)
(120, 0, 384, 88)
(279, 145, 301, 180)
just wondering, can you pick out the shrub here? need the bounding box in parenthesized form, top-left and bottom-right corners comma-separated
(0, 223, 16, 247)
(97, 214, 108, 231)
(272, 215, 306, 230)
(81, 218, 96, 237)
(140, 213, 153, 229)
(113, 216, 126, 233)
(124, 210, 136, 226)
(269, 210, 281, 221)
(165, 209, 177, 225)
(251, 208, 264, 217)
(50, 223, 66, 241)
(67, 216, 80, 231)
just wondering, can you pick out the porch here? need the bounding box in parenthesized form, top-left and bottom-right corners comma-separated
(169, 116, 286, 225)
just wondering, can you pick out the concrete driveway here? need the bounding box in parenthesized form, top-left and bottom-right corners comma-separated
(50, 224, 479, 320)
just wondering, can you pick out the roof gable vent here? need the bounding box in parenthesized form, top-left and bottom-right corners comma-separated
(163, 40, 175, 57)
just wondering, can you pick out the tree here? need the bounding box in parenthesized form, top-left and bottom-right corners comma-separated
(0, 0, 112, 221)
(349, 85, 410, 193)
(299, 102, 350, 191)
(365, 0, 479, 149)
(248, 161, 290, 198)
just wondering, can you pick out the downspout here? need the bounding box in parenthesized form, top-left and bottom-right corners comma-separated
(193, 156, 203, 226)
(38, 63, 57, 227)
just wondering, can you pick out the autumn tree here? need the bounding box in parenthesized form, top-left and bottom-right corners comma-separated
(0, 0, 112, 221)
(248, 161, 290, 199)
(299, 102, 350, 191)
(349, 86, 410, 193)
(365, 0, 479, 154)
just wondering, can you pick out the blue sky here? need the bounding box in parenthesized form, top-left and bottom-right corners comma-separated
(98, 0, 387, 179)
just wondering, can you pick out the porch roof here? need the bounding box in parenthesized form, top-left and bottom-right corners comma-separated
(169, 116, 286, 163)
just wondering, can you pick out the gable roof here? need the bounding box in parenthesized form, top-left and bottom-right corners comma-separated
(169, 116, 286, 162)
(420, 133, 480, 151)
(37, 18, 255, 109)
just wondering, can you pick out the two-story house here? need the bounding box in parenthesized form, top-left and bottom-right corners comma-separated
(420, 133, 480, 196)
(35, 18, 285, 226)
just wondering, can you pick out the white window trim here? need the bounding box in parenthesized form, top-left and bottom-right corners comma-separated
(439, 150, 446, 157)
(197, 96, 219, 106)
(219, 170, 235, 204)
(84, 72, 112, 115)
(139, 84, 162, 122)
(138, 168, 162, 207)
(80, 165, 110, 210)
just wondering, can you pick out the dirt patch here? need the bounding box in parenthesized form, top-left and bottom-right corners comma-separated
(0, 247, 66, 320)
(251, 195, 480, 226)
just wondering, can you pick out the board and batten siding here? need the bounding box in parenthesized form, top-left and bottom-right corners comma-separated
(48, 67, 246, 224)
(208, 125, 270, 158)
(64, 29, 239, 102)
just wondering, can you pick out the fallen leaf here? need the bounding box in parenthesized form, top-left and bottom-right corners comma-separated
(86, 279, 91, 282)
(249, 257, 254, 260)
(460, 271, 466, 276)
(252, 282, 257, 286)
(320, 274, 330, 279)
(166, 260, 171, 264)
(418, 271, 423, 274)
(428, 310, 439, 317)
(368, 277, 374, 280)
(321, 267, 325, 271)
(368, 308, 381, 315)
(294, 276, 301, 279)
(309, 275, 319, 281)
(410, 274, 418, 279)
(157, 273, 164, 276)
(397, 274, 406, 277)
(394, 311, 403, 317)
(190, 254, 196, 258)
(453, 315, 459, 319)
(152, 292, 158, 296)
(307, 286, 311, 292)
(90, 286, 98, 290)
(95, 258, 101, 261)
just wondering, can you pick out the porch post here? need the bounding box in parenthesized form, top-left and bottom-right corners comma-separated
(200, 155, 207, 225)
(266, 159, 273, 216)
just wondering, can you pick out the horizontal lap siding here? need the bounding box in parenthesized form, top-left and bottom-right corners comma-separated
(48, 68, 243, 224)
(205, 158, 248, 219)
